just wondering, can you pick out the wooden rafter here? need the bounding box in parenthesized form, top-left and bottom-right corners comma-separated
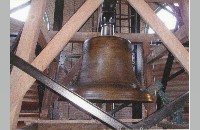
(10, 0, 103, 129)
(127, 0, 189, 73)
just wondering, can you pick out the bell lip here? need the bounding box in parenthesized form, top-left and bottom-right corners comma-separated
(70, 84, 155, 103)
(83, 36, 132, 45)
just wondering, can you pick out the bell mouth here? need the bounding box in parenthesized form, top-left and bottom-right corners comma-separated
(70, 83, 154, 103)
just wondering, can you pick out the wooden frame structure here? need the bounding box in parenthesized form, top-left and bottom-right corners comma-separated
(10, 0, 189, 129)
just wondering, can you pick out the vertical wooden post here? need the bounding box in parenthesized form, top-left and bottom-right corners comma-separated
(127, 0, 189, 73)
(10, 0, 47, 129)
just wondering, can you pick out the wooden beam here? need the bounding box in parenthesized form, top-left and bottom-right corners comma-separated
(10, 0, 102, 129)
(116, 33, 159, 43)
(38, 31, 48, 49)
(18, 119, 142, 123)
(49, 31, 160, 43)
(37, 21, 52, 49)
(48, 29, 187, 44)
(40, 62, 58, 119)
(128, 0, 189, 73)
(146, 45, 167, 64)
(10, 0, 47, 129)
(30, 0, 102, 71)
(146, 25, 188, 64)
(40, 21, 51, 43)
(158, 121, 189, 129)
(61, 57, 82, 86)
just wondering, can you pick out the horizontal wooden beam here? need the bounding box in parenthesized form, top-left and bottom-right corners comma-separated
(146, 25, 188, 64)
(18, 119, 142, 123)
(49, 27, 187, 44)
(49, 31, 161, 43)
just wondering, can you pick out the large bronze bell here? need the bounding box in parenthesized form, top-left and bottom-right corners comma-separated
(71, 36, 154, 103)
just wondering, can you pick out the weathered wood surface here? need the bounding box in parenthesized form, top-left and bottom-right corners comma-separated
(10, 0, 48, 129)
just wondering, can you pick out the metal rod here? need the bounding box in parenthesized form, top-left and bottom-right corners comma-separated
(10, 53, 131, 130)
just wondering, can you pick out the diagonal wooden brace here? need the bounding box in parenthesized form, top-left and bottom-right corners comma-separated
(127, 0, 189, 73)
(10, 0, 103, 129)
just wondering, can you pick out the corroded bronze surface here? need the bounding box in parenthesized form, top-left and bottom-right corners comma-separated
(71, 36, 154, 103)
